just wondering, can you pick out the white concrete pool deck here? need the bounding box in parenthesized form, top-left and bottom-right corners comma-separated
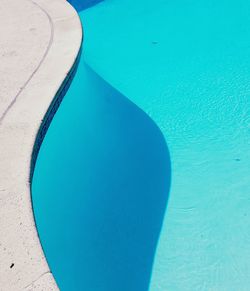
(0, 0, 82, 289)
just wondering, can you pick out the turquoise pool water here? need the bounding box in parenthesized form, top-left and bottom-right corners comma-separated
(32, 0, 250, 290)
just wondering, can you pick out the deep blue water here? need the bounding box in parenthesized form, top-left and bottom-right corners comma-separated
(33, 0, 250, 290)
(68, 0, 102, 11)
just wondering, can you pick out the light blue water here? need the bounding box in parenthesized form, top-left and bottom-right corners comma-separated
(32, 0, 250, 290)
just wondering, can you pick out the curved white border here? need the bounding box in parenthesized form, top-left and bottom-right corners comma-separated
(0, 0, 82, 289)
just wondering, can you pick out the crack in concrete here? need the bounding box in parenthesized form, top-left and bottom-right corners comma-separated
(24, 270, 52, 289)
(0, 0, 54, 124)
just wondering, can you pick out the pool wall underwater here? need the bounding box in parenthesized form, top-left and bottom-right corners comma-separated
(32, 61, 171, 290)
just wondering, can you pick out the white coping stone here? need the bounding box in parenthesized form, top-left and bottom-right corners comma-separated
(0, 0, 82, 289)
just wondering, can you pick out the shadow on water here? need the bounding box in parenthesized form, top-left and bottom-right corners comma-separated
(32, 62, 171, 291)
(67, 0, 103, 11)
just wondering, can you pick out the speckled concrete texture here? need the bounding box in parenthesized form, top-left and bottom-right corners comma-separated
(0, 0, 82, 289)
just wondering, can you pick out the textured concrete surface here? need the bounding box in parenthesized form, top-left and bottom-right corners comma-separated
(0, 0, 82, 289)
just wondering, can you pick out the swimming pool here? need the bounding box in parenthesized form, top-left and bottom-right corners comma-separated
(32, 0, 250, 290)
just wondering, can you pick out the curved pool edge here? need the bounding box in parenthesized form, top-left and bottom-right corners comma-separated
(30, 43, 82, 182)
(0, 0, 82, 289)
